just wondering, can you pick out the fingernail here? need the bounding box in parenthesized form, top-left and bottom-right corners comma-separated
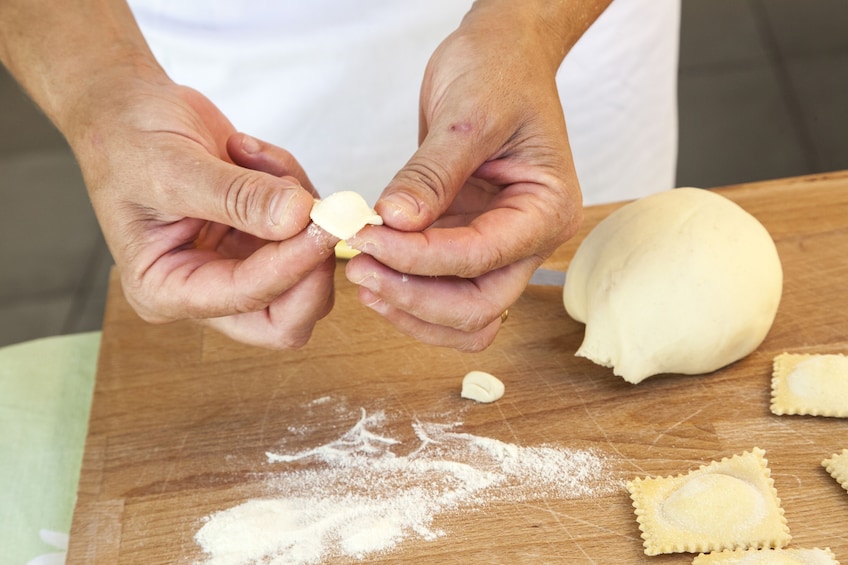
(364, 297, 387, 313)
(360, 288, 387, 312)
(347, 236, 377, 255)
(349, 271, 378, 291)
(379, 192, 421, 221)
(306, 223, 338, 250)
(269, 191, 297, 226)
(241, 134, 261, 155)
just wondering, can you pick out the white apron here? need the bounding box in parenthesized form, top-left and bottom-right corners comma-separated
(128, 0, 680, 206)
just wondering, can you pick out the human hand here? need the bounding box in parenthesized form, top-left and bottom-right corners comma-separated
(345, 1, 606, 351)
(73, 79, 337, 348)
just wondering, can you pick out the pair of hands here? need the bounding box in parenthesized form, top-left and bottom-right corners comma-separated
(79, 14, 584, 352)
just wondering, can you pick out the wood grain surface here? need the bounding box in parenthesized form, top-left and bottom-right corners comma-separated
(68, 172, 848, 564)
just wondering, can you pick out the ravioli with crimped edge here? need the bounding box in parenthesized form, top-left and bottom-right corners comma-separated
(693, 546, 840, 564)
(771, 353, 848, 418)
(823, 449, 848, 494)
(626, 448, 790, 556)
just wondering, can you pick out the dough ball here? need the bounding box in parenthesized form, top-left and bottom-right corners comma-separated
(310, 191, 383, 240)
(563, 188, 782, 384)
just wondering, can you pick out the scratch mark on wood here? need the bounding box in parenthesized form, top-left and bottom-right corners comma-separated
(537, 498, 597, 563)
(765, 417, 819, 446)
(647, 405, 709, 450)
(496, 402, 521, 445)
(580, 404, 647, 475)
(522, 500, 641, 542)
(259, 386, 281, 446)
(159, 431, 190, 494)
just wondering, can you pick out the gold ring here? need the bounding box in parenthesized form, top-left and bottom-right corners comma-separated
(499, 309, 509, 324)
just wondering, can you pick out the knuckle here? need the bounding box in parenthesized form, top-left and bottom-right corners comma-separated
(454, 291, 506, 333)
(317, 292, 336, 321)
(560, 204, 584, 241)
(228, 281, 277, 315)
(264, 291, 334, 350)
(121, 274, 175, 324)
(545, 177, 584, 243)
(133, 305, 171, 325)
(460, 307, 505, 334)
(232, 295, 269, 315)
(268, 327, 315, 350)
(457, 246, 505, 279)
(457, 332, 495, 353)
(453, 309, 491, 333)
(400, 157, 453, 205)
(223, 171, 262, 228)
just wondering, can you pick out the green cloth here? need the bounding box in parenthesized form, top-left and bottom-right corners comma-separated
(0, 332, 100, 564)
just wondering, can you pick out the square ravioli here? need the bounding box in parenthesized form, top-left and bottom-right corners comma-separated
(771, 353, 848, 417)
(627, 448, 790, 556)
(823, 449, 848, 494)
(693, 547, 840, 564)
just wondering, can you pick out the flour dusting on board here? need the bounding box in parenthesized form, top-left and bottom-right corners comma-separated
(194, 400, 619, 564)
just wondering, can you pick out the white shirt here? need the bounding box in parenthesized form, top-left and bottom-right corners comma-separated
(128, 0, 680, 206)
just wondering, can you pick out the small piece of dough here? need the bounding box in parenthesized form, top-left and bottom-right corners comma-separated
(334, 240, 360, 259)
(693, 547, 840, 564)
(823, 449, 848, 494)
(771, 353, 848, 417)
(563, 187, 782, 384)
(461, 371, 505, 403)
(310, 191, 383, 240)
(626, 448, 790, 556)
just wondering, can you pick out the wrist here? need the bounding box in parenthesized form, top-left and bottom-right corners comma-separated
(59, 56, 171, 152)
(0, 0, 170, 150)
(460, 0, 612, 73)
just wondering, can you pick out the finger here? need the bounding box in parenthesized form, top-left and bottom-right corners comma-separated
(172, 149, 316, 242)
(205, 255, 336, 349)
(346, 252, 535, 332)
(352, 187, 575, 278)
(226, 133, 319, 197)
(376, 111, 503, 232)
(126, 222, 337, 322)
(358, 286, 502, 352)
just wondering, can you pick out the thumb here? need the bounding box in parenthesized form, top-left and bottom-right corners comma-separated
(227, 132, 319, 198)
(183, 153, 316, 241)
(377, 120, 495, 231)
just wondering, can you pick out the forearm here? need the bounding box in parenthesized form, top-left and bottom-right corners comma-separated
(460, 0, 613, 73)
(0, 0, 167, 144)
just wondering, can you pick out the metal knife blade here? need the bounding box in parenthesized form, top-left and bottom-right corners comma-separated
(528, 268, 566, 287)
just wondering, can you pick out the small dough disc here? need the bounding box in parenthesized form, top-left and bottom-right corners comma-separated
(310, 191, 383, 240)
(461, 371, 505, 403)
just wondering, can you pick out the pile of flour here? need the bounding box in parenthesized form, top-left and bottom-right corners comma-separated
(195, 400, 619, 564)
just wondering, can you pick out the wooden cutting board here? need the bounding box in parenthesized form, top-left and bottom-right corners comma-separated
(68, 172, 848, 564)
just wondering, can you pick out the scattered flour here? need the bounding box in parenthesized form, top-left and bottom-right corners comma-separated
(195, 404, 619, 564)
